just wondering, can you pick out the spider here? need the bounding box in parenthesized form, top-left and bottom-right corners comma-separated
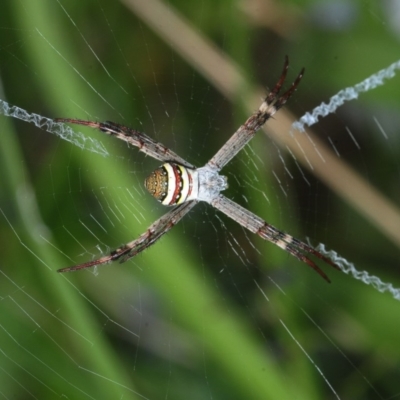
(57, 57, 340, 282)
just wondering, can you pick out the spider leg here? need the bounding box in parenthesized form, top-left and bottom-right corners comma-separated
(57, 201, 197, 273)
(207, 56, 304, 171)
(55, 118, 194, 168)
(265, 56, 305, 112)
(264, 55, 289, 104)
(211, 195, 340, 283)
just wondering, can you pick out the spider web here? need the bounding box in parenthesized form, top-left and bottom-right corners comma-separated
(1, 0, 400, 399)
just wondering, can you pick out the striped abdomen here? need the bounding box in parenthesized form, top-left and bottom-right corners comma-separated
(144, 163, 199, 206)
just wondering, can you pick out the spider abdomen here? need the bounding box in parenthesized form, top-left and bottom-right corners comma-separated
(145, 163, 199, 206)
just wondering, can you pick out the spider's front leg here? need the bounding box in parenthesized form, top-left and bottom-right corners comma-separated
(211, 195, 340, 283)
(256, 224, 341, 283)
(207, 56, 305, 171)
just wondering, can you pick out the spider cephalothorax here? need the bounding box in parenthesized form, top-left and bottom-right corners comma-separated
(56, 57, 340, 282)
